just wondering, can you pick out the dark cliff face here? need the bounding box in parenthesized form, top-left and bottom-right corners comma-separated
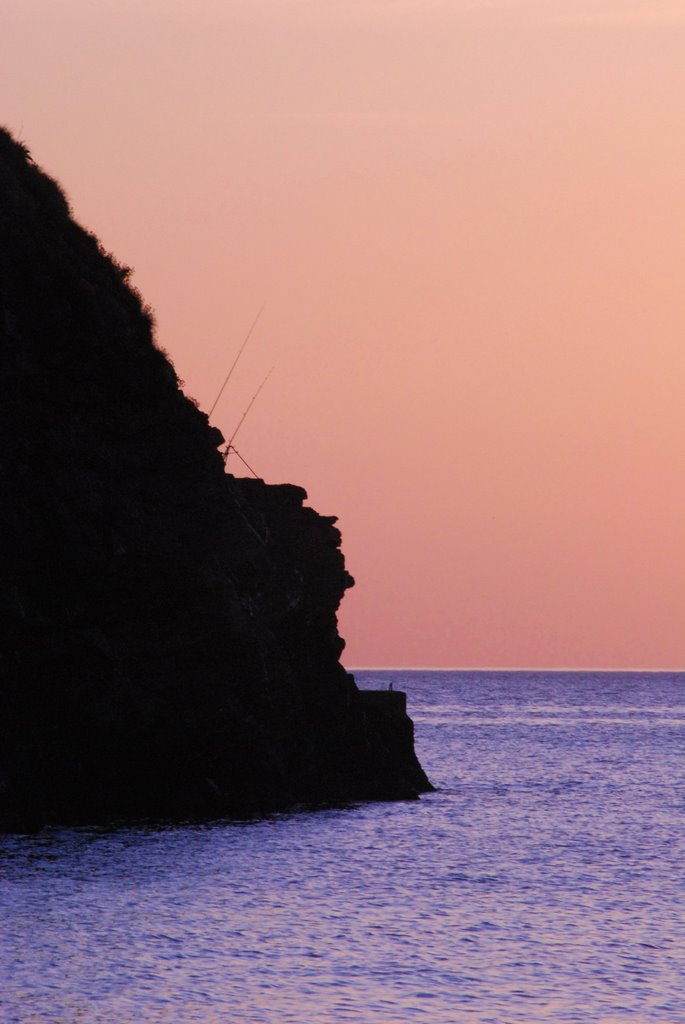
(0, 128, 431, 830)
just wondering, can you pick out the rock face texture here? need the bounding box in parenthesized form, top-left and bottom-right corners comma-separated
(0, 129, 431, 830)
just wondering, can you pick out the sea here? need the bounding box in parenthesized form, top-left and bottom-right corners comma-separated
(3, 669, 685, 1024)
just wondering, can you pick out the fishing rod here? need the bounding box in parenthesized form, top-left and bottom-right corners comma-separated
(208, 300, 267, 418)
(222, 444, 260, 478)
(227, 366, 274, 450)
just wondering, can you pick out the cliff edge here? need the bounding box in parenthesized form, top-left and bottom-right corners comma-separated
(0, 129, 431, 830)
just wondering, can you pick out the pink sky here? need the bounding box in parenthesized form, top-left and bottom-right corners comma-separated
(5, 0, 685, 667)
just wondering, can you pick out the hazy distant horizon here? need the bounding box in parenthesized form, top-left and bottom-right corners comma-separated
(347, 666, 685, 673)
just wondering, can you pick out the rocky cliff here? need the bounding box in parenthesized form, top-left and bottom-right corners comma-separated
(0, 128, 431, 830)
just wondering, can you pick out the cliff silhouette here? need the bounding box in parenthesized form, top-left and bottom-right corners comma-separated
(0, 128, 431, 830)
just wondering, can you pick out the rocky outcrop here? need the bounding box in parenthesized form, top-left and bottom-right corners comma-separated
(0, 128, 431, 831)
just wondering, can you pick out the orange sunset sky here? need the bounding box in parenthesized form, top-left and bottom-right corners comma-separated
(4, 0, 685, 668)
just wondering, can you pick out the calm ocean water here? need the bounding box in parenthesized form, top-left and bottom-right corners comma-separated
(3, 670, 685, 1023)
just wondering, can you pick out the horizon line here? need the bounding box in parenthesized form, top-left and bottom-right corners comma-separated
(344, 665, 685, 673)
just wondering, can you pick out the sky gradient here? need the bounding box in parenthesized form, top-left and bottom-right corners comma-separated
(5, 0, 685, 667)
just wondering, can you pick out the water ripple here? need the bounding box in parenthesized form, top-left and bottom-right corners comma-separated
(3, 670, 685, 1022)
